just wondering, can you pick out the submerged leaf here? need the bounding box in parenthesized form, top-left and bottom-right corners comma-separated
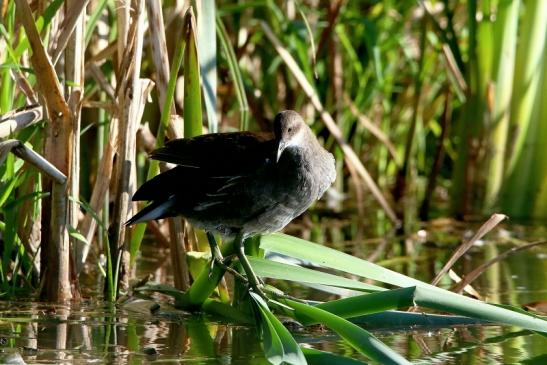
(302, 348, 367, 365)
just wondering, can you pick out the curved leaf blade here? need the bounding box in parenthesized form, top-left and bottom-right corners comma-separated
(248, 256, 384, 292)
(251, 293, 307, 365)
(284, 299, 410, 365)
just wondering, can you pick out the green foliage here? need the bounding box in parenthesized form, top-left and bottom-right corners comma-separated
(251, 293, 307, 365)
(147, 232, 547, 364)
(1, 1, 546, 363)
(283, 298, 410, 365)
(183, 8, 203, 138)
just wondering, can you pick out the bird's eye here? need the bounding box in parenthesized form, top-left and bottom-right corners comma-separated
(288, 127, 292, 133)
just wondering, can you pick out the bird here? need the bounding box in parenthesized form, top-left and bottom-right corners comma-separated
(126, 110, 336, 296)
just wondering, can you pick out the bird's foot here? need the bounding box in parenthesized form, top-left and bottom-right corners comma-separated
(208, 246, 226, 278)
(248, 280, 268, 300)
(208, 254, 247, 282)
(245, 272, 268, 300)
(207, 232, 228, 278)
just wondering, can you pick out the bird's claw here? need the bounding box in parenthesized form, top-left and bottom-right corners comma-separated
(208, 252, 227, 278)
(208, 257, 217, 278)
(248, 281, 267, 300)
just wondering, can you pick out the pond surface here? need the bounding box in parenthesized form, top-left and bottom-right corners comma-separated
(0, 221, 546, 364)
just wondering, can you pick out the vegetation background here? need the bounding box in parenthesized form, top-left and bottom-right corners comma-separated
(0, 0, 546, 363)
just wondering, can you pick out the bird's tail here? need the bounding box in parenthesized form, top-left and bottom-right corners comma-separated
(125, 196, 177, 225)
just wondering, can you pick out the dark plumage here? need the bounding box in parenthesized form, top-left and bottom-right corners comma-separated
(127, 110, 336, 236)
(126, 110, 336, 297)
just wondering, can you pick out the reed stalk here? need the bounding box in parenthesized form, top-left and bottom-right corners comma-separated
(107, 0, 146, 299)
(499, 0, 547, 218)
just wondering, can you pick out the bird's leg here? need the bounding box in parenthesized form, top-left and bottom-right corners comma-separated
(207, 232, 226, 275)
(235, 233, 267, 299)
(206, 233, 246, 281)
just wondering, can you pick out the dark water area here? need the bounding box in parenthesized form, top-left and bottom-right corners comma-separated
(1, 221, 546, 364)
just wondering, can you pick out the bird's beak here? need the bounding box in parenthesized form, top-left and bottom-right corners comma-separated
(276, 141, 286, 163)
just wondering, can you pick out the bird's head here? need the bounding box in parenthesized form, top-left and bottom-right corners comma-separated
(274, 110, 307, 162)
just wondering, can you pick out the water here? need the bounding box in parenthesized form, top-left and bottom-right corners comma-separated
(0, 221, 546, 364)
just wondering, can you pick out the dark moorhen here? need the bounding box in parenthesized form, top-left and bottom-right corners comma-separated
(127, 110, 336, 296)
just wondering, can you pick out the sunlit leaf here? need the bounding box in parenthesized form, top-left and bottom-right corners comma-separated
(249, 256, 383, 292)
(68, 226, 89, 247)
(260, 233, 426, 288)
(262, 234, 547, 333)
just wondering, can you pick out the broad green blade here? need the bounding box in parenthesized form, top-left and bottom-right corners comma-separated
(350, 310, 484, 328)
(311, 287, 415, 323)
(260, 233, 428, 288)
(248, 256, 384, 292)
(262, 234, 547, 333)
(251, 293, 307, 365)
(313, 286, 547, 333)
(412, 286, 547, 333)
(284, 299, 410, 365)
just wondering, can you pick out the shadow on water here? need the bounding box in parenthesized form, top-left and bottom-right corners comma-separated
(1, 220, 546, 364)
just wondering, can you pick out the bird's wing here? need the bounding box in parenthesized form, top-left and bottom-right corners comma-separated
(149, 132, 276, 175)
(133, 132, 276, 205)
(132, 163, 271, 222)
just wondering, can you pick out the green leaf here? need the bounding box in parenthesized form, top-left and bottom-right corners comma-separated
(350, 310, 484, 328)
(260, 233, 428, 288)
(183, 7, 203, 138)
(299, 287, 415, 325)
(262, 234, 547, 334)
(85, 0, 108, 47)
(216, 15, 249, 130)
(248, 256, 384, 292)
(131, 10, 187, 265)
(2, 191, 49, 210)
(68, 196, 108, 232)
(251, 293, 307, 365)
(0, 173, 20, 207)
(201, 298, 253, 324)
(412, 286, 547, 333)
(68, 226, 89, 247)
(283, 299, 410, 365)
(186, 251, 210, 280)
(14, 0, 65, 57)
